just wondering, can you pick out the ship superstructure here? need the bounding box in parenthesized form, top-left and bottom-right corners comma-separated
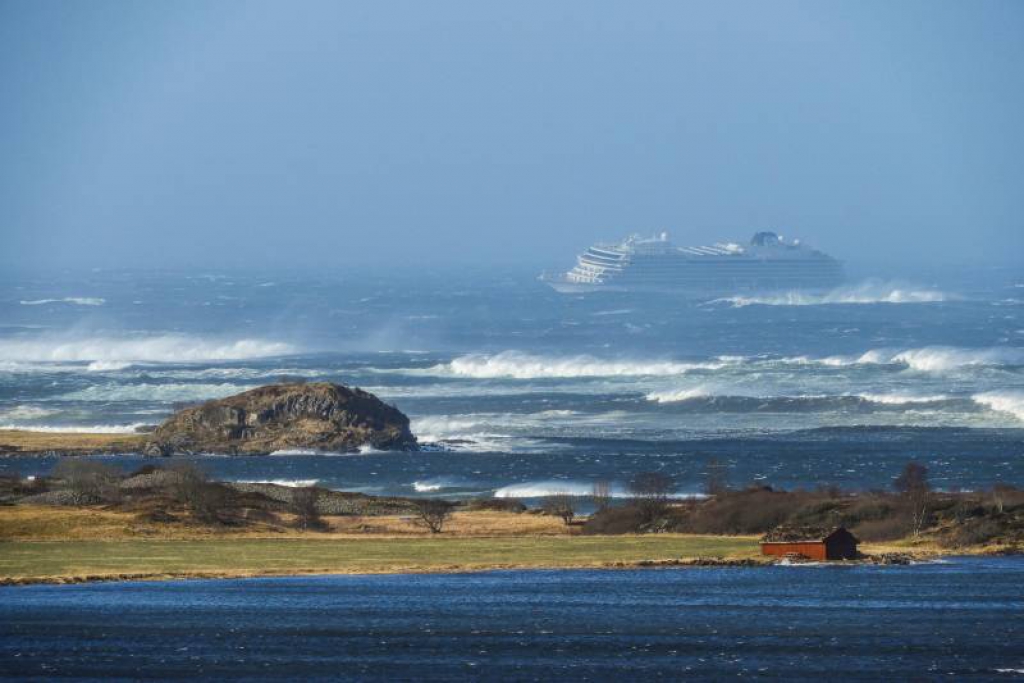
(542, 231, 843, 294)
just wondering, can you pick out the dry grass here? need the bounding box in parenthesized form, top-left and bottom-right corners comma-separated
(0, 535, 762, 583)
(0, 506, 572, 541)
(0, 505, 761, 583)
(0, 429, 144, 453)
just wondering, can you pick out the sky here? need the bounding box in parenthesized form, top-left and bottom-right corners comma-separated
(1, 0, 1022, 271)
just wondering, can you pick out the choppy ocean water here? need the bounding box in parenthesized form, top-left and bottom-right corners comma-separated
(2, 557, 1023, 679)
(1, 267, 1022, 494)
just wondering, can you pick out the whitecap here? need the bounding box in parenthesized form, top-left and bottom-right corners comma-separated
(60, 382, 248, 402)
(0, 334, 296, 365)
(429, 351, 728, 379)
(854, 393, 952, 406)
(19, 297, 105, 306)
(234, 479, 319, 488)
(646, 386, 712, 403)
(972, 391, 1024, 422)
(0, 405, 60, 421)
(714, 281, 949, 308)
(493, 480, 706, 499)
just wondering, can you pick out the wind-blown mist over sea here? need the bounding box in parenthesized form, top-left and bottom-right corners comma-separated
(1, 268, 1021, 494)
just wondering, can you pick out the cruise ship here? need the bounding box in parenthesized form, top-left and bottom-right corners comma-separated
(541, 231, 844, 295)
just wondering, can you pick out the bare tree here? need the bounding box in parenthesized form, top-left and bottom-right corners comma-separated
(292, 487, 323, 530)
(591, 480, 612, 512)
(703, 458, 729, 497)
(167, 461, 223, 523)
(629, 471, 675, 522)
(543, 493, 577, 526)
(51, 460, 123, 504)
(414, 499, 454, 533)
(894, 461, 930, 537)
(991, 483, 1014, 514)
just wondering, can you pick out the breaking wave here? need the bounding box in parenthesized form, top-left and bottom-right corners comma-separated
(412, 477, 477, 492)
(0, 335, 296, 365)
(0, 405, 60, 421)
(493, 480, 705, 499)
(646, 386, 713, 403)
(716, 281, 948, 308)
(972, 391, 1024, 422)
(434, 351, 729, 379)
(853, 393, 952, 405)
(19, 297, 105, 306)
(775, 346, 1024, 372)
(61, 382, 248, 402)
(235, 479, 319, 487)
(861, 346, 1024, 372)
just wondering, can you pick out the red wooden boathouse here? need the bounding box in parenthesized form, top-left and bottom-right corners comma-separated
(760, 526, 859, 561)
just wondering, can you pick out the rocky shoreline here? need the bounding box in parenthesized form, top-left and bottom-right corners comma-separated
(0, 382, 417, 457)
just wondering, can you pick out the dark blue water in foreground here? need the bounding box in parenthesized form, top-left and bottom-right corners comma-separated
(2, 557, 1023, 680)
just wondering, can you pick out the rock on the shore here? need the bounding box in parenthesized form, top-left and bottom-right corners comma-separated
(144, 382, 416, 455)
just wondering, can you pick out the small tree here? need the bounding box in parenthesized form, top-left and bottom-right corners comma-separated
(591, 480, 613, 512)
(292, 487, 323, 530)
(991, 484, 1014, 514)
(703, 458, 729, 497)
(543, 493, 577, 526)
(167, 462, 223, 523)
(51, 460, 123, 504)
(894, 461, 930, 537)
(414, 499, 454, 534)
(629, 471, 675, 523)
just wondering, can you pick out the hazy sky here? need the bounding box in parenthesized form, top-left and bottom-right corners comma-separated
(1, 0, 1022, 270)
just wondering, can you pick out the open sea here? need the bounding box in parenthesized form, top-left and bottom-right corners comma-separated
(2, 557, 1024, 680)
(0, 267, 1021, 495)
(2, 267, 1024, 679)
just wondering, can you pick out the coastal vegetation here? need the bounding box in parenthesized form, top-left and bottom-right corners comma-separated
(0, 459, 1020, 584)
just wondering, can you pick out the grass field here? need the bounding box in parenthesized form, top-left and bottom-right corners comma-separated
(0, 429, 144, 453)
(0, 535, 761, 583)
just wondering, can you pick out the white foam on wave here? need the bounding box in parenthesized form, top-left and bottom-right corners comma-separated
(0, 335, 296, 365)
(493, 480, 706, 500)
(61, 382, 247, 402)
(881, 347, 1024, 372)
(776, 346, 1024, 373)
(412, 477, 476, 492)
(19, 297, 105, 306)
(716, 281, 948, 308)
(235, 479, 319, 488)
(433, 351, 727, 379)
(87, 360, 133, 372)
(972, 391, 1024, 422)
(411, 415, 510, 452)
(646, 386, 713, 403)
(0, 423, 147, 434)
(854, 393, 952, 405)
(0, 405, 60, 421)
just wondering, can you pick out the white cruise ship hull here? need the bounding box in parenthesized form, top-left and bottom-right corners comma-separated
(543, 231, 844, 296)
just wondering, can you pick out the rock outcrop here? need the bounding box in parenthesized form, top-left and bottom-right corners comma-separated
(144, 382, 416, 455)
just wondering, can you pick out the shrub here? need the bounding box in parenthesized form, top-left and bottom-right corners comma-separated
(166, 462, 224, 523)
(940, 518, 1004, 549)
(467, 498, 526, 513)
(628, 472, 674, 523)
(581, 506, 647, 535)
(51, 460, 123, 504)
(852, 516, 912, 542)
(542, 494, 577, 526)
